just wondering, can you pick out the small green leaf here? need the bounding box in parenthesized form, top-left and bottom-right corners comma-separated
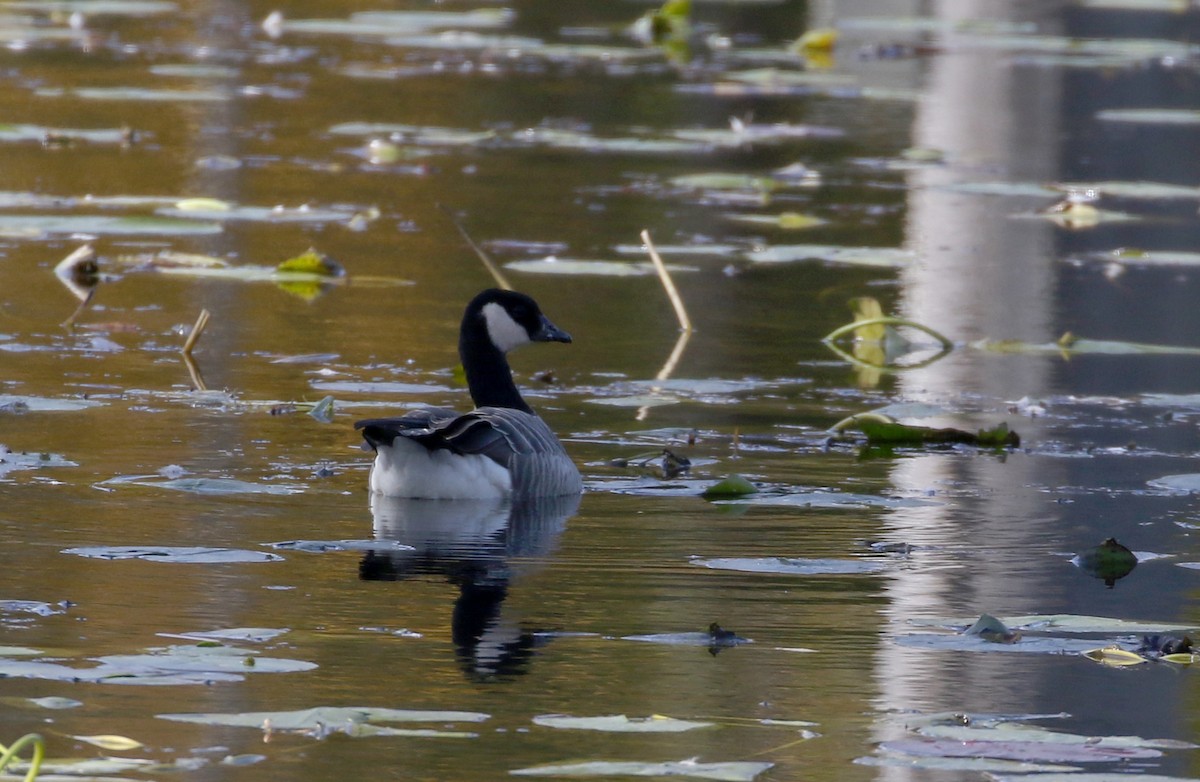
(702, 475, 758, 498)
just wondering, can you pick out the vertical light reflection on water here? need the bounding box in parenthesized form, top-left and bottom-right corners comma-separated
(854, 0, 1073, 762)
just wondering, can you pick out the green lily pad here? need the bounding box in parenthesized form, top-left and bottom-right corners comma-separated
(511, 760, 773, 780)
(724, 212, 828, 230)
(63, 546, 284, 563)
(746, 244, 915, 267)
(532, 715, 714, 733)
(702, 475, 758, 498)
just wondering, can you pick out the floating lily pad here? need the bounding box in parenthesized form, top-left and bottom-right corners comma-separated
(746, 244, 915, 267)
(159, 627, 289, 644)
(726, 491, 939, 510)
(908, 613, 1198, 634)
(855, 755, 1082, 773)
(159, 706, 490, 733)
(266, 539, 416, 553)
(692, 556, 887, 575)
(72, 87, 230, 102)
(511, 760, 773, 780)
(97, 644, 315, 675)
(4, 0, 176, 14)
(1096, 108, 1200, 125)
(0, 394, 103, 412)
(0, 647, 46, 657)
(0, 124, 133, 144)
(1058, 181, 1200, 200)
(879, 737, 1162, 763)
(935, 181, 1063, 198)
(97, 475, 304, 495)
(989, 774, 1200, 782)
(27, 696, 82, 709)
(271, 9, 513, 37)
(621, 632, 752, 647)
(1081, 248, 1200, 267)
(0, 449, 77, 478)
(155, 203, 358, 224)
(724, 212, 827, 230)
(519, 128, 707, 155)
(532, 715, 714, 733)
(63, 546, 285, 564)
(504, 258, 696, 277)
(702, 475, 758, 498)
(0, 600, 65, 616)
(1148, 474, 1200, 494)
(310, 380, 451, 395)
(611, 243, 739, 257)
(0, 214, 222, 238)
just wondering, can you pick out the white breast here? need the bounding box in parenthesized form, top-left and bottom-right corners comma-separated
(368, 438, 513, 499)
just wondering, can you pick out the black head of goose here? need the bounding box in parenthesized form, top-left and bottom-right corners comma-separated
(355, 289, 583, 499)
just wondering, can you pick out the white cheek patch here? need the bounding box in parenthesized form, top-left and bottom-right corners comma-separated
(482, 301, 530, 353)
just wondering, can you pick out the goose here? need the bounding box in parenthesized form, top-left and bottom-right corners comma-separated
(355, 289, 583, 499)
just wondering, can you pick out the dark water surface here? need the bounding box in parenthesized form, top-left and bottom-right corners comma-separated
(3, 0, 1200, 779)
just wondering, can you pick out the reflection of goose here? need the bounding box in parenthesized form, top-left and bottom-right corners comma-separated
(361, 492, 580, 679)
(355, 289, 583, 499)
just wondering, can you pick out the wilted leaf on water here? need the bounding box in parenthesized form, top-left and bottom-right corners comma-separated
(701, 475, 758, 498)
(505, 258, 697, 277)
(511, 759, 773, 781)
(830, 412, 1020, 447)
(158, 706, 490, 731)
(71, 734, 144, 751)
(63, 546, 285, 564)
(692, 556, 886, 575)
(746, 244, 914, 267)
(724, 212, 827, 230)
(1082, 646, 1147, 666)
(1096, 108, 1200, 125)
(532, 714, 714, 733)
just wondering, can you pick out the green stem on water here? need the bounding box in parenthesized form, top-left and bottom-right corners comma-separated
(821, 316, 954, 350)
(0, 733, 46, 782)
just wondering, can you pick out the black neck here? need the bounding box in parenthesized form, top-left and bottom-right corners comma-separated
(460, 321, 532, 413)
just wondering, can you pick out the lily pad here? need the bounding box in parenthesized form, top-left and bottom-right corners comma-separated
(0, 394, 103, 412)
(97, 475, 304, 495)
(909, 613, 1199, 634)
(158, 706, 490, 732)
(511, 760, 773, 781)
(0, 600, 65, 616)
(1096, 108, 1200, 125)
(63, 546, 284, 564)
(879, 737, 1162, 763)
(0, 214, 222, 238)
(96, 644, 315, 675)
(0, 449, 77, 478)
(72, 87, 230, 102)
(746, 244, 915, 267)
(159, 628, 289, 644)
(0, 124, 134, 144)
(265, 539, 416, 553)
(27, 696, 83, 709)
(724, 212, 827, 230)
(691, 557, 887, 575)
(504, 258, 696, 277)
(532, 715, 714, 733)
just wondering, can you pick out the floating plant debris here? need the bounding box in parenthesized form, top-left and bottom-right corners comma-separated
(532, 715, 714, 733)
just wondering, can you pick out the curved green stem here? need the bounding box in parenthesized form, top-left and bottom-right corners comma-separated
(821, 339, 952, 373)
(822, 316, 954, 349)
(0, 734, 45, 782)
